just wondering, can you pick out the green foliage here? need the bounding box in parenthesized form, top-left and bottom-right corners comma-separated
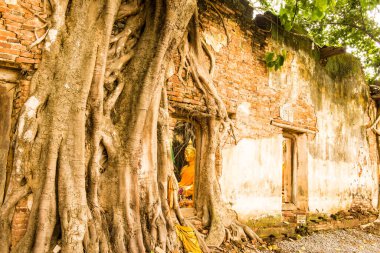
(295, 225, 309, 236)
(278, 0, 336, 31)
(265, 50, 287, 70)
(262, 0, 380, 81)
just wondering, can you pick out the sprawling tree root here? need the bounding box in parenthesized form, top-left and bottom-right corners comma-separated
(0, 0, 260, 252)
(177, 7, 261, 248)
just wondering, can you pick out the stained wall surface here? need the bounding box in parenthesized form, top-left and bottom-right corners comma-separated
(167, 1, 378, 220)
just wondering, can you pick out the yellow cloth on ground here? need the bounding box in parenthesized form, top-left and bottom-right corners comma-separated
(175, 224, 202, 253)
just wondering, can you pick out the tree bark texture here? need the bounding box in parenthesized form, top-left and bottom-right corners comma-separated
(0, 0, 259, 252)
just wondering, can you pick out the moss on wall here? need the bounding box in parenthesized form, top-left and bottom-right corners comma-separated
(307, 52, 370, 163)
(324, 54, 363, 81)
(246, 215, 282, 229)
(311, 54, 368, 112)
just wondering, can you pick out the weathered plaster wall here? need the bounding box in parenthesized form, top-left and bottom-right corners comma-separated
(306, 55, 378, 213)
(166, 3, 285, 219)
(262, 44, 378, 214)
(167, 2, 316, 219)
(168, 1, 378, 220)
(221, 137, 282, 219)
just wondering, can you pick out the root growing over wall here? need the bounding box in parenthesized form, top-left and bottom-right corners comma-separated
(0, 0, 260, 252)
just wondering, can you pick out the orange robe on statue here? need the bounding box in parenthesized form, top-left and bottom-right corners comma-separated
(178, 164, 194, 197)
(178, 140, 196, 199)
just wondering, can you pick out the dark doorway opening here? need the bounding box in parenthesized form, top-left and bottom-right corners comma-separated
(172, 121, 197, 207)
(172, 121, 196, 180)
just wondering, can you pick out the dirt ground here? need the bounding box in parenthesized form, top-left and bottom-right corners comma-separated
(216, 228, 380, 253)
(267, 228, 380, 253)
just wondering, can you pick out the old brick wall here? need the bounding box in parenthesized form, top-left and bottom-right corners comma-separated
(166, 1, 319, 219)
(167, 1, 378, 220)
(0, 0, 44, 117)
(167, 2, 317, 140)
(0, 0, 45, 66)
(0, 0, 45, 247)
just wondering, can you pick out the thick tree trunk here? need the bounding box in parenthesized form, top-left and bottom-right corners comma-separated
(8, 2, 122, 253)
(0, 0, 260, 252)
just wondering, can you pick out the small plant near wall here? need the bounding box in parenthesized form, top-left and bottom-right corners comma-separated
(265, 50, 287, 71)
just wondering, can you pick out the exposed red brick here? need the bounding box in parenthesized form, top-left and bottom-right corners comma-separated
(0, 6, 7, 12)
(18, 33, 35, 41)
(11, 43, 26, 50)
(30, 48, 41, 54)
(7, 37, 20, 43)
(30, 4, 42, 12)
(21, 24, 35, 30)
(24, 19, 45, 27)
(2, 13, 24, 23)
(15, 56, 35, 63)
(20, 51, 34, 58)
(23, 12, 34, 19)
(20, 2, 32, 8)
(0, 29, 16, 38)
(0, 41, 11, 48)
(5, 19, 22, 27)
(7, 4, 22, 11)
(20, 39, 33, 46)
(0, 0, 44, 69)
(0, 47, 20, 55)
(0, 53, 16, 60)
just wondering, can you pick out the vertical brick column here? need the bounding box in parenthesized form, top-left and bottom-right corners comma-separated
(0, 0, 46, 65)
(11, 197, 31, 247)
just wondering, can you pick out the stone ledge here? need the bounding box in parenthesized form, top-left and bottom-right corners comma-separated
(271, 118, 318, 134)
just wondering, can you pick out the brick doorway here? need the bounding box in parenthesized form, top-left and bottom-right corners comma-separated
(171, 120, 198, 208)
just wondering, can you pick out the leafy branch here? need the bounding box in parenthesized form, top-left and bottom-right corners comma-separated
(270, 0, 380, 81)
(265, 50, 287, 71)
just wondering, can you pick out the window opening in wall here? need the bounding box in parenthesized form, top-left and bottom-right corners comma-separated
(282, 134, 295, 205)
(172, 121, 196, 208)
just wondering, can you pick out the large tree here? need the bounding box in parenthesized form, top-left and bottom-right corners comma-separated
(0, 0, 259, 252)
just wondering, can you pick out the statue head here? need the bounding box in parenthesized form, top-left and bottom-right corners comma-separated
(184, 139, 196, 162)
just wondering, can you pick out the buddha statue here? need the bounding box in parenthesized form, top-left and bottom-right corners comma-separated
(178, 139, 196, 199)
